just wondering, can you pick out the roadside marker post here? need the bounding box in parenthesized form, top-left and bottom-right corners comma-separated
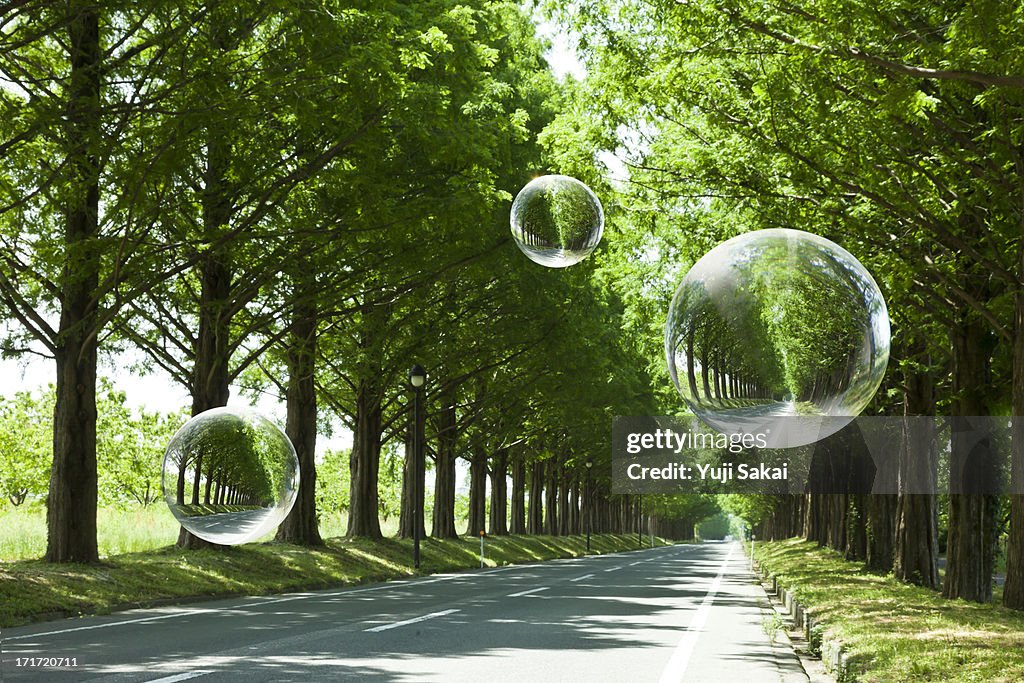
(480, 530, 486, 568)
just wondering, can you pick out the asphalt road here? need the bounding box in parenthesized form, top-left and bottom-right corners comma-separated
(181, 509, 271, 544)
(1, 541, 807, 683)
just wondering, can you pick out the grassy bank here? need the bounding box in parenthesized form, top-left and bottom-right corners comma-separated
(0, 533, 658, 628)
(754, 538, 1024, 683)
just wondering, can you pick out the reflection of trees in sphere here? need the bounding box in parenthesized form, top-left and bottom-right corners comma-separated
(510, 175, 604, 268)
(161, 407, 299, 545)
(665, 229, 890, 448)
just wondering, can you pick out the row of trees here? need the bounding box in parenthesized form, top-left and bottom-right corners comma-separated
(556, 0, 1024, 608)
(0, 383, 716, 542)
(0, 2, 715, 563)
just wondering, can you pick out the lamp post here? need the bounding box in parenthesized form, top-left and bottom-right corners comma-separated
(409, 364, 426, 569)
(585, 460, 593, 552)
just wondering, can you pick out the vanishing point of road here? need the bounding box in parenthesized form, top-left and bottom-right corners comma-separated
(2, 542, 809, 682)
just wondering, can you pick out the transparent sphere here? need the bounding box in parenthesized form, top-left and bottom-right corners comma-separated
(665, 229, 890, 448)
(161, 407, 299, 545)
(510, 174, 604, 267)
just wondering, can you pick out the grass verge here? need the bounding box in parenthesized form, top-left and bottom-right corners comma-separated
(755, 538, 1024, 683)
(0, 533, 661, 629)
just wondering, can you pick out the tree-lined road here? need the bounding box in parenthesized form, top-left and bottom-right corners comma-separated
(2, 542, 806, 682)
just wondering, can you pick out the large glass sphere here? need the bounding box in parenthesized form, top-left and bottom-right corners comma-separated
(161, 406, 299, 545)
(665, 229, 890, 448)
(510, 174, 604, 267)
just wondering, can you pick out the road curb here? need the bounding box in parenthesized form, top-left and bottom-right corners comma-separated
(757, 566, 854, 682)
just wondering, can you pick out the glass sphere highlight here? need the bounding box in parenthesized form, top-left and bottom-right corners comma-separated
(161, 406, 299, 545)
(510, 174, 604, 267)
(665, 229, 890, 448)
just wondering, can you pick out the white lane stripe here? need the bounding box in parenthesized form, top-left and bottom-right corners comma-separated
(658, 545, 736, 683)
(363, 609, 460, 633)
(570, 573, 594, 582)
(144, 672, 212, 683)
(507, 586, 549, 597)
(5, 608, 222, 641)
(603, 566, 622, 573)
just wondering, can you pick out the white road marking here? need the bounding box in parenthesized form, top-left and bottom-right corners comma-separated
(570, 573, 594, 582)
(603, 566, 622, 573)
(658, 545, 736, 683)
(507, 587, 549, 597)
(5, 608, 222, 641)
(363, 609, 460, 633)
(144, 672, 212, 683)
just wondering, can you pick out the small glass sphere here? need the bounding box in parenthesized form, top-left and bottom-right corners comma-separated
(161, 406, 299, 545)
(665, 229, 890, 448)
(510, 174, 604, 267)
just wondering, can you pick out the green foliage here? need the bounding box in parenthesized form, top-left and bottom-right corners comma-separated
(0, 388, 51, 507)
(0, 381, 185, 510)
(697, 512, 731, 540)
(316, 448, 350, 515)
(96, 383, 186, 509)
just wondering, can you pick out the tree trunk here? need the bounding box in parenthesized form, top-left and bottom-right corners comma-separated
(399, 412, 415, 539)
(557, 463, 570, 536)
(866, 494, 896, 572)
(488, 449, 508, 535)
(275, 287, 322, 545)
(569, 480, 580, 535)
(466, 447, 487, 536)
(527, 460, 543, 534)
(1005, 278, 1024, 608)
(45, 2, 103, 565)
(944, 319, 998, 602)
(826, 494, 848, 554)
(432, 383, 458, 538)
(346, 378, 383, 539)
(177, 64, 235, 549)
(845, 494, 867, 561)
(544, 460, 558, 535)
(510, 458, 526, 534)
(176, 249, 233, 550)
(894, 357, 939, 588)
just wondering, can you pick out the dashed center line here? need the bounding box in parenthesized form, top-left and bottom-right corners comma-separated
(603, 566, 622, 573)
(364, 609, 460, 633)
(507, 587, 549, 597)
(570, 573, 595, 582)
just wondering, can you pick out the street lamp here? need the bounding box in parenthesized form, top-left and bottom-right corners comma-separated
(409, 364, 426, 569)
(585, 460, 593, 552)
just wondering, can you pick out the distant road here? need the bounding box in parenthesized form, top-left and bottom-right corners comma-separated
(2, 542, 807, 682)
